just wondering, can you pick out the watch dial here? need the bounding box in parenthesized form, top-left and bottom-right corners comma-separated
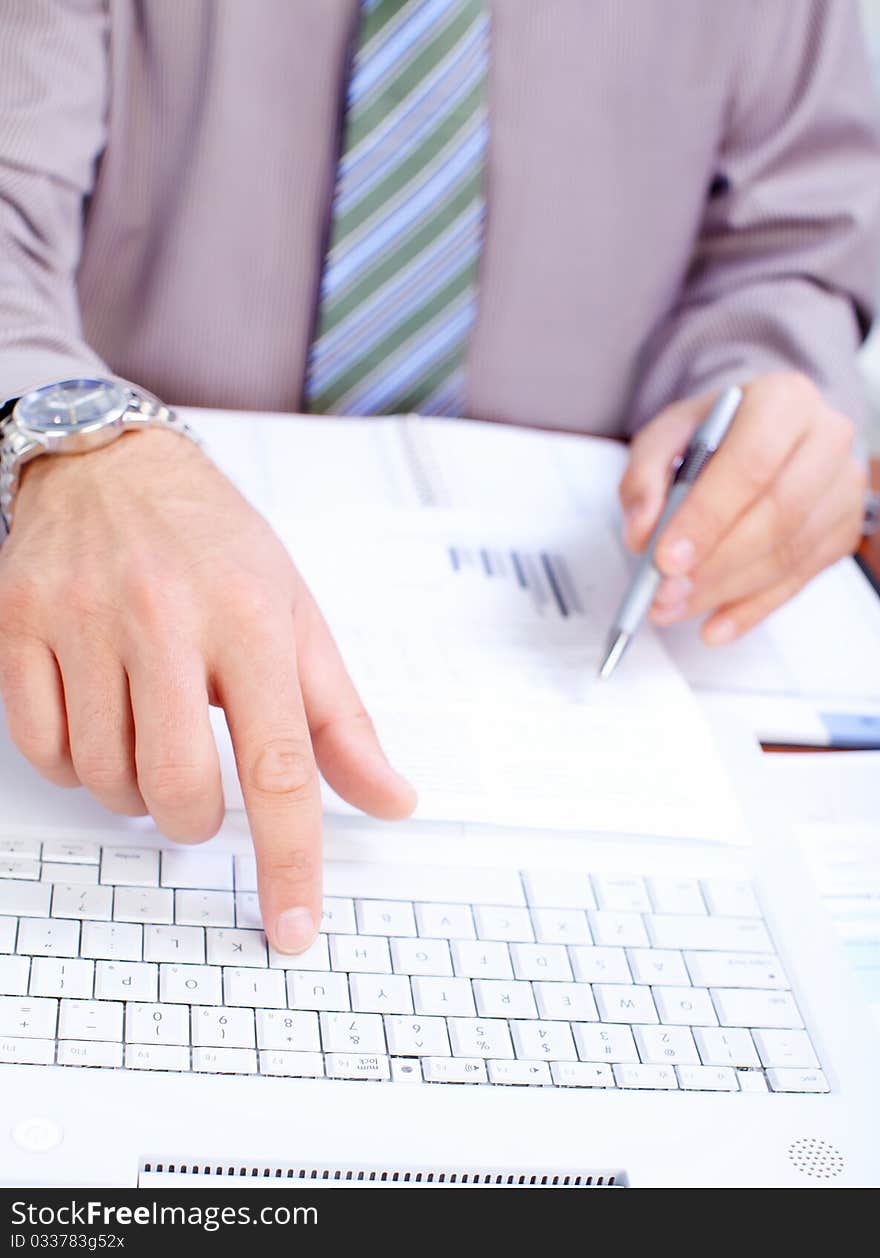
(16, 378, 127, 434)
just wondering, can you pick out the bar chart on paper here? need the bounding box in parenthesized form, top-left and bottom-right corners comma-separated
(446, 543, 583, 619)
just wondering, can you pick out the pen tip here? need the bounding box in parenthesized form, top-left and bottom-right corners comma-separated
(598, 631, 629, 681)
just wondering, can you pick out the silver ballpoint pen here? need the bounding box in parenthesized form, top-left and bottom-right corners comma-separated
(598, 385, 744, 680)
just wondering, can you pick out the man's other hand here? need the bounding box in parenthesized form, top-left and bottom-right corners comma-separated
(619, 372, 866, 643)
(0, 430, 416, 952)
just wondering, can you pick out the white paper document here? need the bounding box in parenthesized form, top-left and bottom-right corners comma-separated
(201, 411, 745, 842)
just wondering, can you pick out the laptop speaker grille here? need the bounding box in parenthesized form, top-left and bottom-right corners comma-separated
(140, 1160, 623, 1187)
(787, 1138, 845, 1180)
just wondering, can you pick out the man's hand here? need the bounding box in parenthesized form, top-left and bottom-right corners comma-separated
(0, 430, 416, 952)
(619, 373, 866, 643)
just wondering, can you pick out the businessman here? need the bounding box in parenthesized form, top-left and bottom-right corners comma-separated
(0, 1, 879, 953)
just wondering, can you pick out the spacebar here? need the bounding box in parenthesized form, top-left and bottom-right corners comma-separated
(323, 861, 525, 905)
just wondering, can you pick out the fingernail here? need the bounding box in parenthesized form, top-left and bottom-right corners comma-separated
(704, 617, 737, 646)
(653, 576, 693, 607)
(275, 907, 316, 954)
(663, 537, 696, 574)
(650, 601, 689, 625)
(624, 501, 643, 529)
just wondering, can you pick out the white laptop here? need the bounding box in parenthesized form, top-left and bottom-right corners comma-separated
(0, 734, 878, 1189)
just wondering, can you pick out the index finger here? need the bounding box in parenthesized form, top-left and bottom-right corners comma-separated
(217, 626, 322, 956)
(654, 378, 810, 575)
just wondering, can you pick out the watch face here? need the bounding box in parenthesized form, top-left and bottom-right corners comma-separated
(16, 378, 128, 435)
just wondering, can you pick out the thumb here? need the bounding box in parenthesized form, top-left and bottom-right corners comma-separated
(618, 394, 710, 552)
(297, 602, 417, 820)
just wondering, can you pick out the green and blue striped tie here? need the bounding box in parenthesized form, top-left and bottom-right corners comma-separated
(305, 0, 489, 417)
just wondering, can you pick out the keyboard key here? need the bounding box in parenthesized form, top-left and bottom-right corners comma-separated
(551, 1061, 614, 1087)
(41, 863, 98, 885)
(57, 1040, 122, 1068)
(694, 1027, 760, 1068)
(472, 979, 537, 1019)
(701, 879, 761, 919)
(349, 973, 413, 1014)
(80, 922, 142, 962)
(114, 887, 173, 925)
(736, 1069, 769, 1092)
(593, 876, 651, 914)
(676, 1064, 738, 1091)
(53, 883, 113, 921)
(390, 937, 452, 977)
(255, 1009, 320, 1052)
(17, 917, 79, 958)
(0, 955, 30, 995)
(448, 1017, 513, 1059)
(161, 849, 233, 890)
(41, 839, 99, 864)
(627, 948, 689, 986)
(647, 915, 771, 952)
(101, 848, 159, 887)
(320, 897, 356, 935)
(573, 1023, 638, 1064)
(752, 1028, 819, 1069)
(522, 870, 596, 910)
(0, 1036, 54, 1065)
(97, 961, 157, 1011)
(320, 1011, 385, 1054)
(267, 935, 329, 971)
(712, 988, 803, 1030)
(530, 908, 591, 946)
(594, 984, 658, 1024)
(384, 1014, 450, 1056)
(233, 855, 257, 892)
(684, 951, 788, 990)
(0, 880, 51, 918)
(58, 998, 123, 1042)
(411, 976, 475, 1017)
(125, 1043, 189, 1071)
(421, 1056, 486, 1084)
(125, 1002, 189, 1045)
(144, 925, 205, 965)
(451, 939, 513, 979)
(415, 902, 475, 939)
(633, 1024, 699, 1065)
(568, 946, 631, 984)
(29, 957, 93, 999)
(175, 890, 235, 927)
(191, 1006, 255, 1048)
(0, 858, 39, 880)
(653, 986, 717, 1027)
(0, 837, 41, 859)
(222, 967, 285, 1008)
(614, 1063, 678, 1089)
(286, 971, 351, 1012)
(588, 911, 648, 948)
(488, 1059, 551, 1085)
(325, 1053, 390, 1081)
(511, 1020, 577, 1062)
(533, 981, 598, 1023)
(647, 877, 706, 916)
(330, 934, 391, 974)
(356, 899, 416, 937)
(474, 906, 534, 942)
(766, 1068, 829, 1094)
(390, 1057, 423, 1083)
(159, 963, 222, 1005)
(234, 893, 262, 930)
(0, 995, 58, 1038)
(0, 917, 16, 952)
(208, 928, 268, 968)
(259, 1050, 324, 1078)
(509, 942, 572, 982)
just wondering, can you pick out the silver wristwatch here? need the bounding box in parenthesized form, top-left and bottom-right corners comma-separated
(0, 377, 201, 531)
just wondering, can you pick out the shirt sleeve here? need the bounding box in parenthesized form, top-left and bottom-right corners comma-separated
(0, 0, 111, 403)
(625, 0, 880, 437)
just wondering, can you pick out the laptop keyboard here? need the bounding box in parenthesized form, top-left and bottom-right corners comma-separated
(0, 838, 828, 1094)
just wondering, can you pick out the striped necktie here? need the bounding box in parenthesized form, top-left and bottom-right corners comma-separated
(305, 0, 489, 418)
